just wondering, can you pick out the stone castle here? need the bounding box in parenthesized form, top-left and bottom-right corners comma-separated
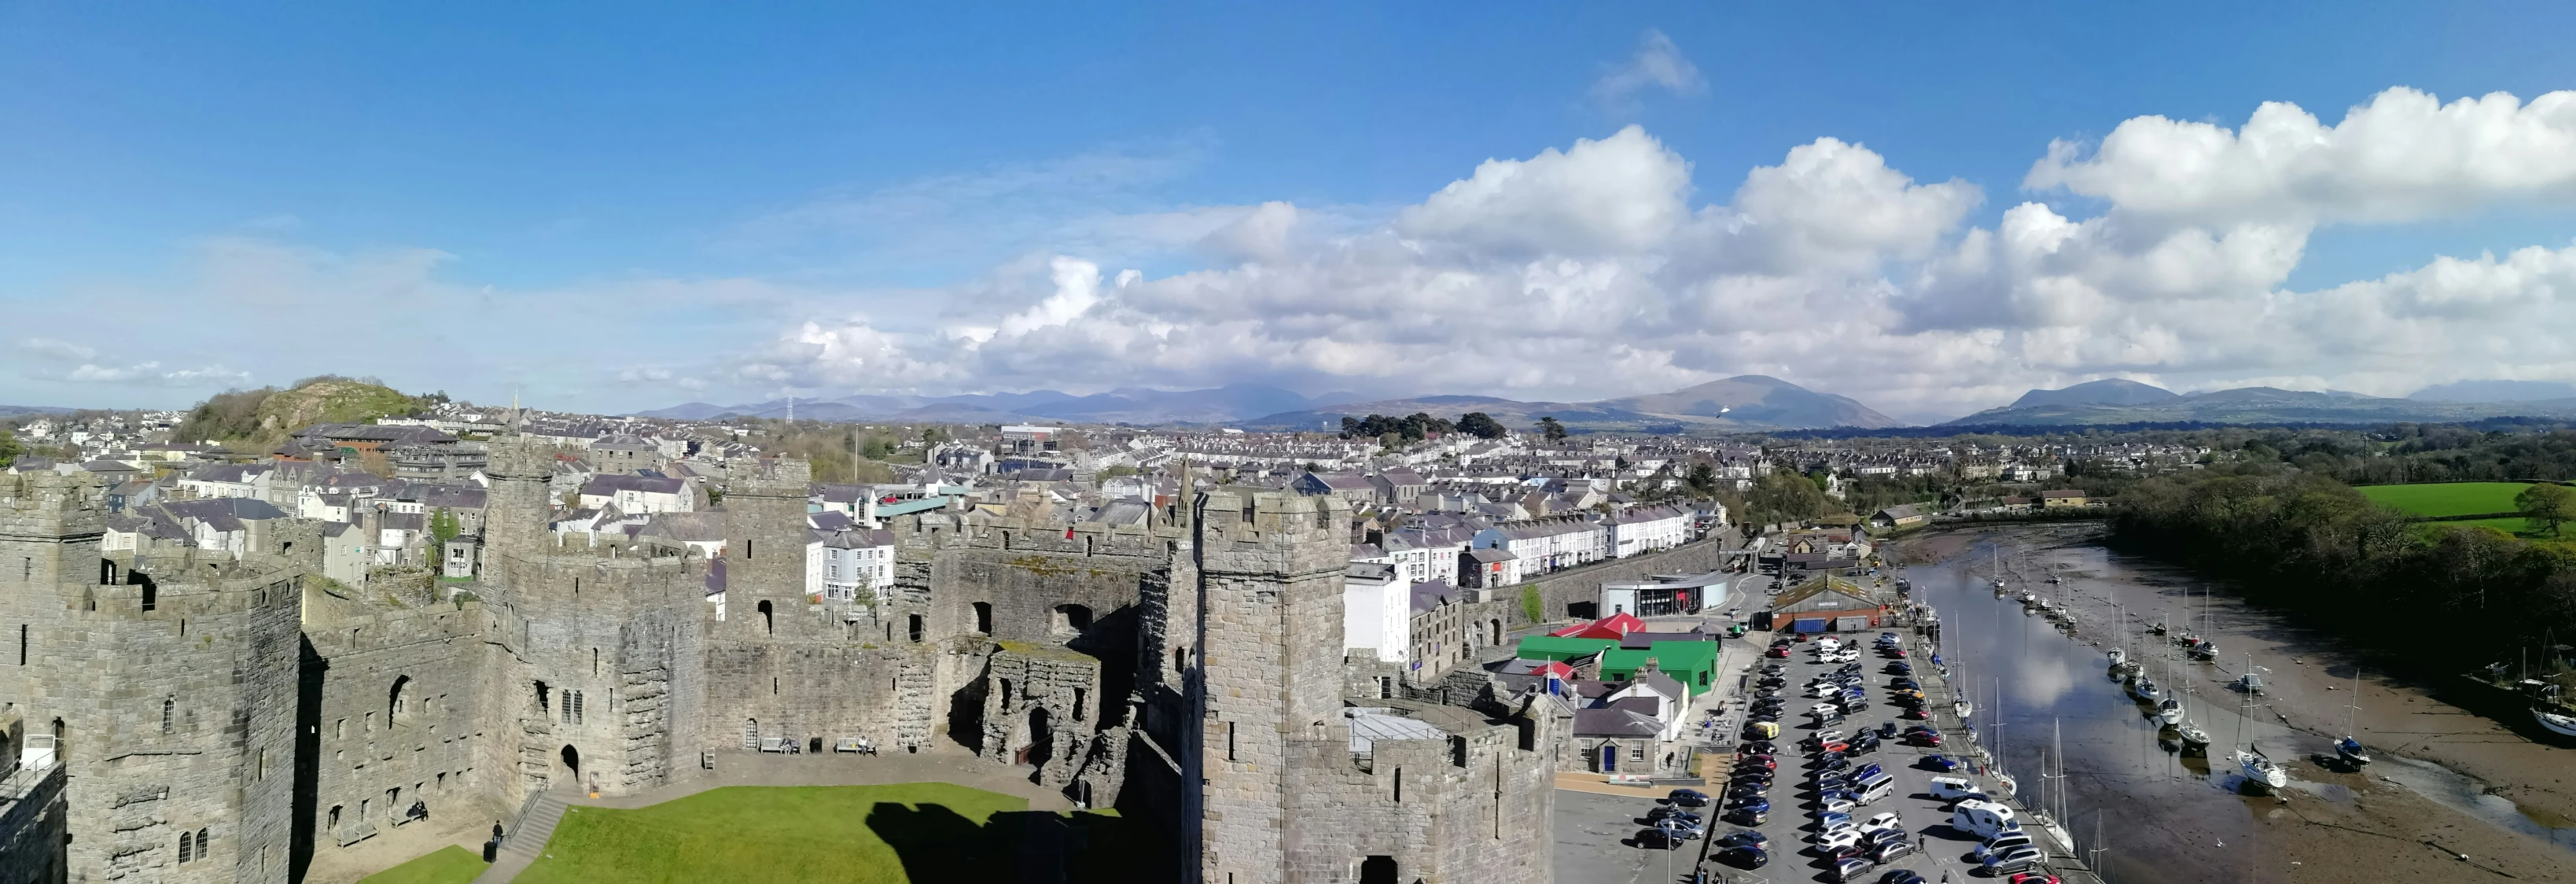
(2, 436, 1560, 883)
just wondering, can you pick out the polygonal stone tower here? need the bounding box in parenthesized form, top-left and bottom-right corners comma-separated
(1190, 488, 1350, 884)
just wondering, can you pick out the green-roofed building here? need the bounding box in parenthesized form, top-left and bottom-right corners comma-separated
(1600, 641, 1721, 695)
(1513, 635, 1618, 662)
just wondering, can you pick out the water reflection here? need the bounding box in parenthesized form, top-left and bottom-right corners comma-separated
(1913, 530, 2576, 882)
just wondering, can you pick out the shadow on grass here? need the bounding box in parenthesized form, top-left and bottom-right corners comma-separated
(867, 802, 1177, 884)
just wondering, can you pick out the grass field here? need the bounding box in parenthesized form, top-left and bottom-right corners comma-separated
(2413, 516, 2563, 540)
(2357, 482, 2534, 518)
(513, 783, 1163, 884)
(358, 845, 486, 884)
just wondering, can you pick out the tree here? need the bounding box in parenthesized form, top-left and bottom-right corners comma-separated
(428, 508, 461, 570)
(1749, 471, 1830, 525)
(921, 425, 951, 446)
(2520, 483, 2576, 536)
(1521, 585, 1544, 624)
(1539, 416, 1567, 441)
(1685, 462, 1717, 495)
(1456, 412, 1507, 440)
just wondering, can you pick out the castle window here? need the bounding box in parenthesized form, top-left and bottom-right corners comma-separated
(162, 698, 174, 733)
(178, 832, 191, 863)
(389, 676, 410, 725)
(328, 805, 340, 831)
(1225, 721, 1235, 761)
(758, 600, 774, 635)
(1072, 687, 1085, 722)
(366, 712, 375, 732)
(907, 615, 923, 643)
(197, 828, 208, 860)
(99, 560, 117, 586)
(18, 624, 26, 665)
(973, 602, 992, 635)
(1393, 768, 1404, 802)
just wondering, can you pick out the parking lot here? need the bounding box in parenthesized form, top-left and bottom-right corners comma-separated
(1546, 625, 2009, 884)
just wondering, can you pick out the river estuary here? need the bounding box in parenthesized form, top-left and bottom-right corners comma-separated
(1897, 525, 2576, 882)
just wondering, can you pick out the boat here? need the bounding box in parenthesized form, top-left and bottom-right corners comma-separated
(2177, 722, 2212, 753)
(2156, 697, 2184, 725)
(1990, 547, 2007, 590)
(2150, 621, 2168, 636)
(2237, 672, 2265, 695)
(2335, 668, 2372, 764)
(1994, 770, 2018, 797)
(1953, 698, 1974, 720)
(2019, 591, 2037, 603)
(2130, 676, 2163, 702)
(2107, 648, 2127, 666)
(2540, 709, 2576, 739)
(2235, 746, 2288, 791)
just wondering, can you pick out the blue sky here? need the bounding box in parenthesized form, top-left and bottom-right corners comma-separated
(9, 2, 2576, 419)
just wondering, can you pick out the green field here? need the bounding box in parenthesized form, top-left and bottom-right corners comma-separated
(513, 783, 1161, 884)
(2413, 516, 2560, 540)
(2357, 482, 2534, 518)
(359, 845, 486, 884)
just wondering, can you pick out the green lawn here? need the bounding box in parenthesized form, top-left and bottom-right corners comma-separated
(2357, 481, 2534, 518)
(2413, 516, 2567, 540)
(359, 845, 486, 884)
(513, 783, 1162, 884)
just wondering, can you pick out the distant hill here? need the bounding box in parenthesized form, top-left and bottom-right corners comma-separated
(1595, 375, 1900, 429)
(1243, 376, 1899, 433)
(175, 377, 424, 446)
(1945, 385, 2576, 428)
(2409, 380, 2576, 402)
(653, 377, 1905, 433)
(2007, 379, 2177, 409)
(0, 404, 77, 417)
(641, 384, 1349, 425)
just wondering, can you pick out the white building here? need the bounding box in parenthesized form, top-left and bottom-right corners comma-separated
(1603, 504, 1692, 558)
(1341, 562, 1412, 664)
(1472, 518, 1607, 574)
(576, 473, 694, 514)
(810, 527, 899, 602)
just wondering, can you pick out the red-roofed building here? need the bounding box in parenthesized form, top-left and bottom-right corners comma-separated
(1549, 611, 1647, 639)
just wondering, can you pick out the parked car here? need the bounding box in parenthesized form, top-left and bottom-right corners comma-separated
(1983, 845, 2047, 875)
(1714, 830, 1770, 852)
(1812, 828, 1862, 853)
(1741, 740, 1777, 756)
(1832, 856, 1878, 882)
(2007, 875, 2063, 884)
(1876, 871, 1928, 884)
(1654, 818, 1705, 841)
(1886, 662, 1912, 675)
(1857, 812, 1902, 835)
(1903, 730, 1941, 746)
(1668, 788, 1710, 807)
(1646, 806, 1701, 824)
(1871, 839, 1916, 863)
(1724, 797, 1770, 815)
(1737, 756, 1776, 770)
(1721, 807, 1768, 827)
(1890, 677, 1920, 690)
(1975, 832, 2036, 861)
(1716, 845, 1768, 869)
(1814, 796, 1856, 815)
(1921, 753, 1961, 772)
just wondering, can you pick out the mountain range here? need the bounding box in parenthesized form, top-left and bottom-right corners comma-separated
(1947, 379, 2576, 427)
(641, 375, 1900, 432)
(643, 375, 2576, 433)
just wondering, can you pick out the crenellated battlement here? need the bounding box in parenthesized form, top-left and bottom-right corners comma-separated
(723, 456, 810, 499)
(0, 470, 109, 538)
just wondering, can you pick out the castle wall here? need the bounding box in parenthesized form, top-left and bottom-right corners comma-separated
(299, 591, 502, 853)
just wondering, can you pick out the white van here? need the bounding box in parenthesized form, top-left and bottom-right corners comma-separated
(1950, 799, 2022, 841)
(1928, 776, 1987, 804)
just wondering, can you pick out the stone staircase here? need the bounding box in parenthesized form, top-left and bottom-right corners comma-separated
(471, 789, 572, 883)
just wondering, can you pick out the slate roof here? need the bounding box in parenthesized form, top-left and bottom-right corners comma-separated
(1571, 708, 1664, 739)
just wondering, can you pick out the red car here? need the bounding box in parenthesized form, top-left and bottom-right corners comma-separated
(1767, 646, 1792, 658)
(1816, 741, 1849, 754)
(2009, 875, 2062, 884)
(1736, 757, 1776, 771)
(1903, 731, 1942, 747)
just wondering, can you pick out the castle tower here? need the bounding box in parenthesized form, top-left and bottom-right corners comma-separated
(0, 471, 304, 882)
(1191, 489, 1349, 884)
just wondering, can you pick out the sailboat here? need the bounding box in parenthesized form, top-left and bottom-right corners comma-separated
(2235, 744, 2288, 791)
(1990, 547, 2007, 591)
(2336, 668, 2373, 765)
(2107, 647, 2128, 666)
(2156, 696, 2184, 725)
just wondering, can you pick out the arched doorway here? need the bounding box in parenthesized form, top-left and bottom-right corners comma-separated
(1489, 619, 1502, 646)
(558, 745, 580, 786)
(1359, 855, 1398, 884)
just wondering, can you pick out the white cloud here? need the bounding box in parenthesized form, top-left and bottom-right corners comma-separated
(731, 87, 2576, 417)
(53, 361, 252, 387)
(1592, 30, 1706, 108)
(20, 338, 97, 362)
(2027, 87, 2576, 227)
(1397, 126, 1691, 256)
